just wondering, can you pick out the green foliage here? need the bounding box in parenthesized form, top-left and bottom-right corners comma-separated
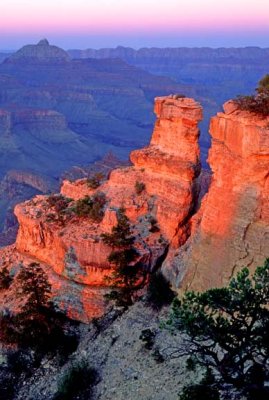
(47, 194, 71, 213)
(105, 249, 143, 306)
(0, 263, 79, 356)
(167, 260, 269, 397)
(0, 263, 52, 347)
(139, 328, 156, 350)
(73, 192, 106, 222)
(101, 209, 134, 248)
(179, 369, 220, 400)
(0, 265, 12, 290)
(102, 209, 145, 306)
(17, 262, 51, 314)
(146, 271, 176, 310)
(46, 195, 73, 225)
(87, 172, 105, 189)
(54, 360, 98, 400)
(135, 181, 146, 195)
(185, 356, 197, 372)
(235, 74, 269, 116)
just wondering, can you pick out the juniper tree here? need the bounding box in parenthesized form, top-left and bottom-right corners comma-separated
(101, 209, 145, 305)
(167, 260, 269, 399)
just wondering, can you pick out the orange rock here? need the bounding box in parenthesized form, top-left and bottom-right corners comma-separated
(2, 96, 203, 321)
(61, 178, 95, 200)
(163, 101, 269, 291)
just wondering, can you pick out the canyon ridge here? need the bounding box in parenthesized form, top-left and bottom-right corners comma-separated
(1, 94, 268, 322)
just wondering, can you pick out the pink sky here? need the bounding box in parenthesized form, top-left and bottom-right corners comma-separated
(0, 0, 269, 48)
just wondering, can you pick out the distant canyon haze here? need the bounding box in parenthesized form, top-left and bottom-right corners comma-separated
(0, 40, 268, 244)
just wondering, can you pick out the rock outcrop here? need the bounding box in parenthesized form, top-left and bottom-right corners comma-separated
(61, 95, 202, 242)
(4, 94, 269, 321)
(1, 96, 202, 320)
(163, 101, 269, 291)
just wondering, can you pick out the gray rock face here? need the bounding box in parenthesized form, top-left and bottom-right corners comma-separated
(9, 303, 201, 400)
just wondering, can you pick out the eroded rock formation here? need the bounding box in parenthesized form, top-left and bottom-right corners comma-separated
(0, 96, 202, 321)
(3, 94, 269, 322)
(163, 100, 269, 291)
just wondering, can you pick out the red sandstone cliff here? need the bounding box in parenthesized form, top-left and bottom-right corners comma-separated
(15, 96, 202, 281)
(2, 95, 269, 322)
(163, 100, 269, 291)
(0, 95, 202, 321)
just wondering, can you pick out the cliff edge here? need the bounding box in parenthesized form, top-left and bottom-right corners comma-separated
(163, 100, 269, 291)
(0, 95, 202, 321)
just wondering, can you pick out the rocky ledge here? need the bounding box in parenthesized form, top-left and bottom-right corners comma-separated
(0, 96, 202, 321)
(1, 96, 269, 322)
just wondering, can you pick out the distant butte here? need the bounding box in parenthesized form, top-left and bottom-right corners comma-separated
(4, 39, 70, 64)
(37, 38, 50, 46)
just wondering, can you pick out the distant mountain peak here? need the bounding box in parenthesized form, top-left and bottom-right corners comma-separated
(37, 38, 50, 46)
(4, 40, 70, 65)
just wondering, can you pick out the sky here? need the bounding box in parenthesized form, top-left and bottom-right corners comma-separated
(0, 0, 269, 50)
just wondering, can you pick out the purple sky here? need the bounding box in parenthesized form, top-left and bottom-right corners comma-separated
(1, 0, 269, 49)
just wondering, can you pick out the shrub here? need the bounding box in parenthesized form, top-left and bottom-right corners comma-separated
(87, 172, 105, 189)
(179, 382, 220, 400)
(235, 74, 269, 116)
(0, 266, 12, 290)
(167, 259, 269, 398)
(135, 181, 145, 195)
(146, 271, 175, 310)
(101, 209, 135, 248)
(0, 263, 79, 357)
(139, 328, 156, 350)
(47, 195, 71, 213)
(0, 263, 53, 347)
(54, 360, 99, 400)
(102, 209, 146, 306)
(73, 192, 106, 222)
(152, 348, 165, 363)
(235, 93, 269, 116)
(179, 368, 220, 400)
(17, 262, 51, 313)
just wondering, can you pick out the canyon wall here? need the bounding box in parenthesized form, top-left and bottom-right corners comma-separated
(2, 95, 269, 322)
(163, 100, 269, 291)
(1, 96, 202, 320)
(15, 96, 202, 276)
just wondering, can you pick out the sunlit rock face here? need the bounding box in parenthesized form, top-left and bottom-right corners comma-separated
(129, 96, 202, 241)
(15, 96, 202, 276)
(163, 101, 269, 291)
(2, 96, 202, 321)
(0, 245, 108, 323)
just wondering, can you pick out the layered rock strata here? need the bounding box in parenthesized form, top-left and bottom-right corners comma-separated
(1, 96, 202, 320)
(163, 101, 269, 291)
